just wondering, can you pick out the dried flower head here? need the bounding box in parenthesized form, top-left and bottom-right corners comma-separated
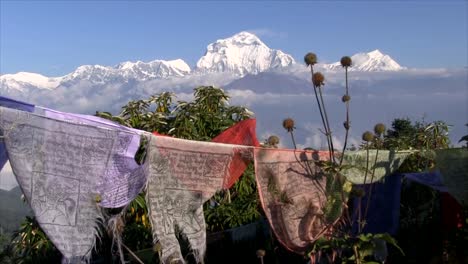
(374, 123, 386, 136)
(342, 95, 351, 102)
(267, 135, 280, 146)
(256, 249, 266, 258)
(312, 72, 325, 87)
(282, 118, 295, 132)
(362, 131, 375, 142)
(343, 121, 350, 130)
(340, 56, 352, 67)
(304, 52, 317, 66)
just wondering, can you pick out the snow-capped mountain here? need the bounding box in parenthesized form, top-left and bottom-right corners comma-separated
(195, 31, 295, 76)
(323, 49, 405, 71)
(116, 59, 190, 80)
(0, 72, 62, 91)
(1, 59, 191, 90)
(61, 59, 191, 84)
(61, 65, 120, 84)
(1, 32, 407, 92)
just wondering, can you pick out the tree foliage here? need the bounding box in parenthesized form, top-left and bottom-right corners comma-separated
(383, 118, 450, 151)
(97, 86, 253, 139)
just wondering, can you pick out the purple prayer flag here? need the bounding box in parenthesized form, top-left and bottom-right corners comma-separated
(40, 107, 147, 208)
(0, 105, 151, 262)
(0, 96, 35, 171)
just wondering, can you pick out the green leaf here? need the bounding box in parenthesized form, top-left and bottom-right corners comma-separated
(374, 233, 405, 256)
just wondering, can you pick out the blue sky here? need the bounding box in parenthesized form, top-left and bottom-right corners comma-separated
(1, 1, 466, 76)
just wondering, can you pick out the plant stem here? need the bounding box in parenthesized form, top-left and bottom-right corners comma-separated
(122, 243, 144, 264)
(339, 66, 350, 166)
(226, 189, 231, 203)
(310, 67, 333, 161)
(353, 244, 362, 264)
(359, 143, 371, 231)
(363, 143, 370, 186)
(363, 146, 380, 222)
(290, 131, 297, 149)
(318, 87, 335, 163)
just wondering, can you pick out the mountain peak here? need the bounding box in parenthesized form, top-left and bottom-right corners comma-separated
(227, 31, 265, 46)
(367, 49, 384, 57)
(195, 31, 295, 76)
(323, 49, 404, 72)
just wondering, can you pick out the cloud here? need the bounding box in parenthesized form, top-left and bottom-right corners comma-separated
(1, 67, 465, 150)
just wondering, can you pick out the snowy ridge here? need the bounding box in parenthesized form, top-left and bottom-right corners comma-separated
(1, 32, 407, 91)
(1, 59, 191, 90)
(0, 72, 62, 90)
(116, 59, 191, 80)
(323, 49, 405, 72)
(195, 31, 295, 76)
(61, 59, 191, 84)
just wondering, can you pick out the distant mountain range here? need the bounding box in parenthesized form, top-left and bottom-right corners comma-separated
(0, 31, 405, 92)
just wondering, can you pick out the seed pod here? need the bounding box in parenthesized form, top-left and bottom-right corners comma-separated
(304, 52, 317, 66)
(343, 121, 350, 130)
(282, 118, 295, 132)
(374, 123, 386, 136)
(340, 56, 352, 67)
(267, 135, 280, 146)
(342, 95, 351, 102)
(362, 131, 375, 142)
(312, 72, 325, 87)
(256, 249, 266, 258)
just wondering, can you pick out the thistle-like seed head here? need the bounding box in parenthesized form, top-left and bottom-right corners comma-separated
(362, 131, 375, 142)
(267, 135, 280, 146)
(256, 249, 266, 258)
(374, 123, 386, 136)
(282, 118, 295, 132)
(342, 95, 351, 102)
(340, 56, 352, 67)
(312, 72, 325, 87)
(304, 52, 317, 66)
(343, 121, 350, 130)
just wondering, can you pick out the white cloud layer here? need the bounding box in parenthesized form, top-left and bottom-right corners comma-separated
(0, 67, 466, 189)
